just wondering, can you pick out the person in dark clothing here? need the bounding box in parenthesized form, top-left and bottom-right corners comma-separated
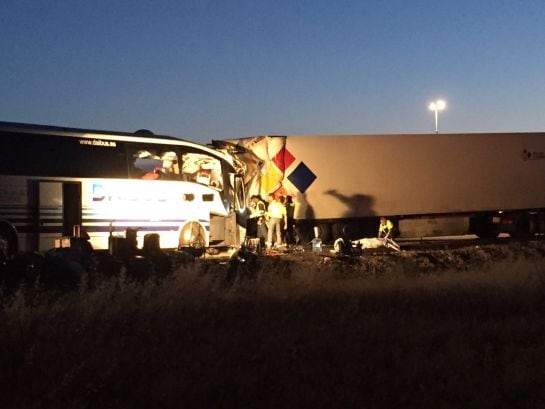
(284, 195, 296, 245)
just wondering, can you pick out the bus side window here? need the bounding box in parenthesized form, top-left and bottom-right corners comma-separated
(159, 151, 180, 180)
(132, 150, 162, 179)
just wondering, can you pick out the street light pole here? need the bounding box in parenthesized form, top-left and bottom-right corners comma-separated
(428, 99, 446, 133)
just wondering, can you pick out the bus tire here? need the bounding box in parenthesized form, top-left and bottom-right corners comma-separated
(0, 223, 18, 259)
(179, 222, 206, 257)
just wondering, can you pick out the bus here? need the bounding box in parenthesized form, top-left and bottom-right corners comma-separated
(0, 121, 246, 257)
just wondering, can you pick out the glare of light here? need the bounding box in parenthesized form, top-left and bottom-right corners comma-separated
(428, 99, 447, 133)
(428, 99, 446, 111)
(184, 227, 193, 242)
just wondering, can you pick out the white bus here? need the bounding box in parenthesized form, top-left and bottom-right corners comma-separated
(0, 122, 245, 257)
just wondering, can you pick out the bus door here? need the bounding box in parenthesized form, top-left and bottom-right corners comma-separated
(62, 182, 82, 236)
(38, 181, 81, 250)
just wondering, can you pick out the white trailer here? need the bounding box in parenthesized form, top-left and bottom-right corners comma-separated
(218, 132, 545, 242)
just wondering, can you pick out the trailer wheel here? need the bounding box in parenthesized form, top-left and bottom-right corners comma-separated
(332, 223, 350, 240)
(0, 223, 18, 259)
(538, 213, 545, 235)
(316, 223, 332, 243)
(294, 223, 313, 246)
(470, 216, 498, 239)
(512, 215, 536, 238)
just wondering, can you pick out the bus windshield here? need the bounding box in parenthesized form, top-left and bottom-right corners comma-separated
(129, 148, 224, 190)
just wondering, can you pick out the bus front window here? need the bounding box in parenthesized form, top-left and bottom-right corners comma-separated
(182, 153, 223, 190)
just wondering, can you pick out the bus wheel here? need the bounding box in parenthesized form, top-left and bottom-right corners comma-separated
(179, 222, 206, 257)
(0, 224, 18, 259)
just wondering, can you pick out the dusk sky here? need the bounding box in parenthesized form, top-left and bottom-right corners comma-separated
(2, 0, 545, 144)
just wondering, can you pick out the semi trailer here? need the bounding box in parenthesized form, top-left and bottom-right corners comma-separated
(217, 132, 545, 243)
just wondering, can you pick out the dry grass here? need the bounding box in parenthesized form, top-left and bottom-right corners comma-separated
(2, 242, 545, 409)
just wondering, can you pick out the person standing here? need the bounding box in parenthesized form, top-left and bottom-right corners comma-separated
(284, 195, 296, 245)
(249, 195, 268, 249)
(266, 194, 287, 249)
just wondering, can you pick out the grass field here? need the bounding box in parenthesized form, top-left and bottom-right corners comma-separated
(2, 242, 545, 408)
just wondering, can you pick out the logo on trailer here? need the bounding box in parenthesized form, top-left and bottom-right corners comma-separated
(521, 149, 545, 161)
(272, 147, 295, 170)
(287, 162, 317, 193)
(270, 146, 317, 193)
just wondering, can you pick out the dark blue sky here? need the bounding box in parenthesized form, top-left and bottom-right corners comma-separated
(2, 0, 545, 143)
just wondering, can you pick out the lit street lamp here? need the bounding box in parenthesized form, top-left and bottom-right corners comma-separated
(428, 99, 446, 133)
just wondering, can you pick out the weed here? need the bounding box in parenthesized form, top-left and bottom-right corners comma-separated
(1, 241, 545, 408)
